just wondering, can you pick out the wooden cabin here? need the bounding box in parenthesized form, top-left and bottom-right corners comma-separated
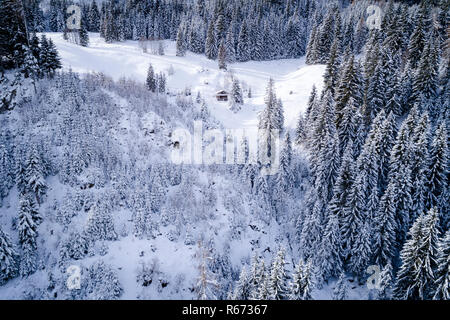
(215, 90, 229, 102)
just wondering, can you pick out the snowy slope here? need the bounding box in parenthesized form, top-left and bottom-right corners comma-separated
(45, 33, 326, 131)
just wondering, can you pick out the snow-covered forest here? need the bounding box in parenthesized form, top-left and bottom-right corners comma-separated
(0, 0, 448, 300)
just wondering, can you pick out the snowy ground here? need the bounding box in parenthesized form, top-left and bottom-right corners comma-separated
(45, 33, 326, 131)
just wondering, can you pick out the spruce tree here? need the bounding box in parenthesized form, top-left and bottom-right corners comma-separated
(233, 267, 251, 300)
(425, 123, 447, 217)
(218, 39, 227, 70)
(146, 63, 156, 92)
(205, 22, 217, 60)
(268, 248, 289, 300)
(25, 146, 46, 205)
(394, 208, 441, 300)
(18, 194, 38, 277)
(0, 226, 18, 284)
(176, 25, 186, 57)
(290, 259, 313, 300)
(237, 21, 250, 62)
(225, 25, 236, 63)
(79, 20, 90, 47)
(335, 55, 363, 131)
(332, 273, 347, 300)
(433, 229, 450, 300)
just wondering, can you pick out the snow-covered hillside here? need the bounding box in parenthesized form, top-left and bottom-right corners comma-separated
(45, 33, 326, 130)
(0, 32, 333, 300)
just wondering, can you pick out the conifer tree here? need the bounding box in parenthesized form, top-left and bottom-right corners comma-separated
(237, 22, 250, 62)
(218, 39, 227, 70)
(0, 226, 18, 284)
(205, 22, 217, 60)
(79, 20, 90, 47)
(335, 55, 363, 131)
(18, 194, 38, 277)
(176, 25, 186, 57)
(332, 273, 347, 300)
(275, 133, 294, 194)
(233, 266, 251, 300)
(146, 63, 156, 92)
(394, 208, 441, 300)
(290, 259, 313, 300)
(433, 229, 450, 300)
(425, 123, 448, 219)
(89, 0, 101, 32)
(268, 248, 289, 300)
(225, 25, 236, 63)
(25, 146, 46, 205)
(305, 24, 318, 65)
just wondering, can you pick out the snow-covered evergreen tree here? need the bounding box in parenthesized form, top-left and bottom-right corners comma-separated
(394, 208, 441, 300)
(290, 259, 313, 300)
(0, 226, 18, 284)
(433, 229, 450, 300)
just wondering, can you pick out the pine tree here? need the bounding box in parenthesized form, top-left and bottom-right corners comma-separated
(21, 47, 39, 81)
(335, 55, 363, 131)
(233, 266, 251, 300)
(412, 41, 438, 104)
(275, 133, 294, 194)
(433, 229, 450, 300)
(328, 143, 355, 259)
(407, 5, 428, 69)
(258, 79, 283, 164)
(248, 254, 266, 299)
(410, 113, 430, 223)
(290, 259, 313, 300)
(305, 85, 317, 123)
(425, 123, 447, 217)
(229, 78, 243, 113)
(146, 63, 156, 92)
(316, 11, 334, 64)
(0, 226, 18, 284)
(323, 39, 340, 95)
(295, 113, 307, 145)
(195, 242, 218, 300)
(40, 35, 61, 77)
(332, 273, 347, 300)
(175, 24, 186, 57)
(373, 182, 398, 267)
(225, 25, 236, 62)
(305, 24, 318, 65)
(79, 20, 90, 47)
(205, 22, 217, 60)
(0, 0, 29, 69)
(237, 21, 250, 62)
(375, 263, 394, 300)
(394, 208, 441, 300)
(89, 0, 101, 32)
(25, 146, 46, 205)
(18, 194, 38, 277)
(257, 275, 270, 300)
(268, 248, 289, 300)
(218, 39, 227, 70)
